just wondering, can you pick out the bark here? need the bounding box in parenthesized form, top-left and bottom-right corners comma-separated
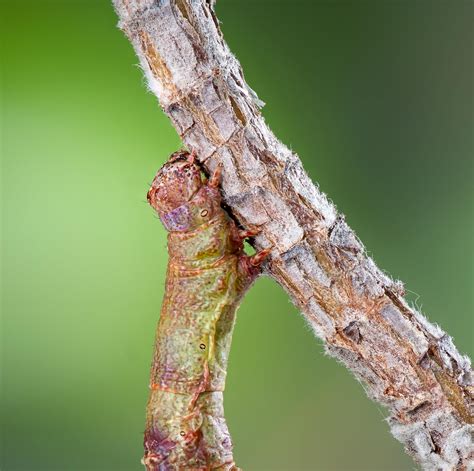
(113, 1, 473, 469)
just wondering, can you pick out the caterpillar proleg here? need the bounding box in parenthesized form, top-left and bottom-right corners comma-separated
(144, 151, 269, 470)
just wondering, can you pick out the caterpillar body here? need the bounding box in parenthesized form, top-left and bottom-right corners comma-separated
(144, 151, 269, 470)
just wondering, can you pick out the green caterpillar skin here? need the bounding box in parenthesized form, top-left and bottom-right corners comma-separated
(144, 151, 268, 470)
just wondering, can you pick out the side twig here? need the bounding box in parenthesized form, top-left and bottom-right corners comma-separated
(113, 1, 473, 468)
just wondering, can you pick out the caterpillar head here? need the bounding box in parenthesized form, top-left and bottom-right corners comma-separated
(147, 151, 221, 232)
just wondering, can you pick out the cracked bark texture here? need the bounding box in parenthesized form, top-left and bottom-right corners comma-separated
(113, 1, 473, 469)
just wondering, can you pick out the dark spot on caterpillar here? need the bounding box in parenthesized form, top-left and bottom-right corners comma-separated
(199, 343, 206, 350)
(200, 209, 208, 217)
(180, 431, 185, 437)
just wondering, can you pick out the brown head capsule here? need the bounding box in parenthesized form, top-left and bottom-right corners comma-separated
(147, 150, 223, 232)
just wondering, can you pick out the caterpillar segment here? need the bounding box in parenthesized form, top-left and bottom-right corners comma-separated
(144, 151, 269, 470)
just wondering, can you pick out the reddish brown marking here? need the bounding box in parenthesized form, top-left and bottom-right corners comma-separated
(187, 149, 197, 164)
(238, 228, 260, 240)
(208, 162, 223, 188)
(250, 247, 271, 267)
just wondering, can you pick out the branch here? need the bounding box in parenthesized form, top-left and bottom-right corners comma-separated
(113, 1, 473, 468)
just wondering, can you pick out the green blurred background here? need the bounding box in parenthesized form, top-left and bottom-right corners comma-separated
(1, 1, 472, 470)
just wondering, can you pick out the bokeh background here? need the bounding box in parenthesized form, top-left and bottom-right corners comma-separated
(2, 1, 472, 470)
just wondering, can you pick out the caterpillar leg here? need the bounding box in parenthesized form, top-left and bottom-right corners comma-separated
(249, 247, 271, 267)
(239, 247, 271, 284)
(238, 228, 260, 240)
(208, 162, 223, 188)
(187, 148, 197, 164)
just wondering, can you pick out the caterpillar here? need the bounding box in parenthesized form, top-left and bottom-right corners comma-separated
(144, 150, 269, 470)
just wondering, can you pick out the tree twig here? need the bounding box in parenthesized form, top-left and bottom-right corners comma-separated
(113, 1, 473, 468)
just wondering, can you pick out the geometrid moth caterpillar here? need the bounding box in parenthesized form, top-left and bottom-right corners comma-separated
(144, 151, 269, 470)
